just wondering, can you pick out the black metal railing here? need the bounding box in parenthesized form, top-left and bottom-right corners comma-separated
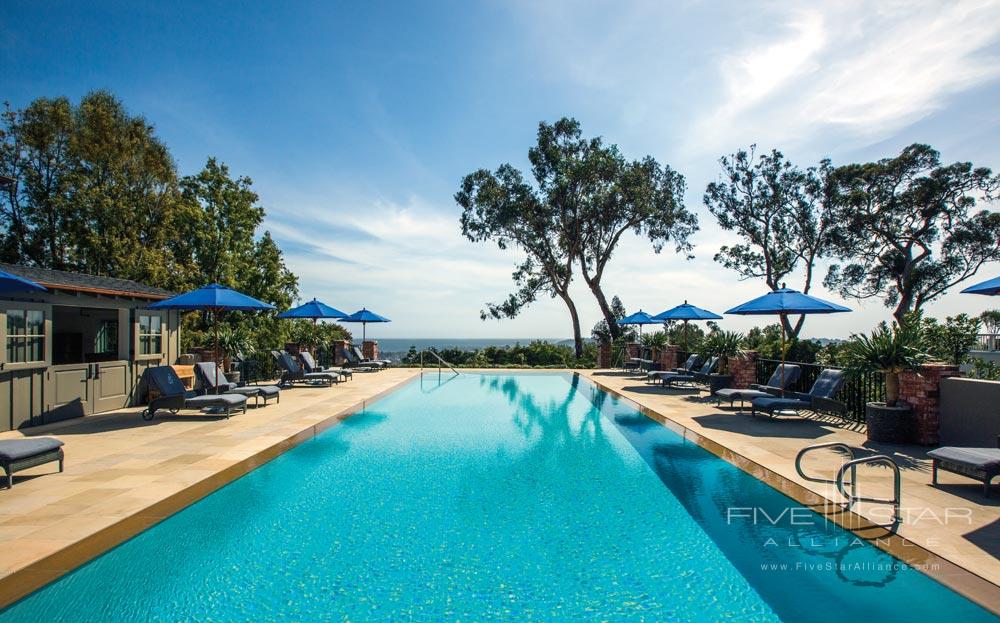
(754, 358, 882, 423)
(975, 333, 1000, 352)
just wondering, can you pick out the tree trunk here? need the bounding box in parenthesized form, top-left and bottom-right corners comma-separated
(781, 314, 805, 341)
(557, 290, 584, 358)
(885, 371, 900, 406)
(579, 263, 620, 340)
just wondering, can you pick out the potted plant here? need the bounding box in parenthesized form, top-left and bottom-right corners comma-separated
(216, 324, 253, 373)
(704, 330, 745, 393)
(640, 331, 669, 368)
(844, 319, 929, 443)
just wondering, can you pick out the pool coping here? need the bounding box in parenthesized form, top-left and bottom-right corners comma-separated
(0, 374, 419, 610)
(580, 372, 1000, 615)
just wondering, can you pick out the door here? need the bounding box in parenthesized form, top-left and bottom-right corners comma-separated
(92, 360, 130, 413)
(47, 363, 92, 421)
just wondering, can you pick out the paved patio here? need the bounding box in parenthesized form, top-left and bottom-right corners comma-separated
(0, 368, 421, 607)
(583, 369, 1000, 611)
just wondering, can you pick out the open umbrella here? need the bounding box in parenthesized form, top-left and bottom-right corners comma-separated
(0, 270, 47, 294)
(149, 284, 275, 390)
(617, 310, 659, 337)
(652, 300, 722, 351)
(726, 287, 850, 394)
(961, 275, 1000, 296)
(339, 308, 391, 343)
(277, 298, 347, 353)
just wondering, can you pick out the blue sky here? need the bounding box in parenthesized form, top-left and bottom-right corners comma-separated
(4, 1, 1000, 339)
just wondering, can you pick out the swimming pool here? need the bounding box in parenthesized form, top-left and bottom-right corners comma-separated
(1, 373, 996, 621)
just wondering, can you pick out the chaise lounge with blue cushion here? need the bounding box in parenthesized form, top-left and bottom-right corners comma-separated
(141, 365, 248, 420)
(194, 361, 281, 407)
(0, 437, 64, 488)
(299, 351, 352, 381)
(750, 369, 846, 418)
(277, 353, 343, 386)
(928, 441, 1000, 496)
(647, 354, 702, 384)
(351, 346, 390, 369)
(715, 364, 802, 409)
(661, 357, 718, 389)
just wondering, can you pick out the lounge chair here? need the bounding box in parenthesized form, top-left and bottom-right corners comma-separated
(715, 364, 802, 409)
(277, 353, 343, 386)
(141, 365, 248, 420)
(928, 441, 1000, 496)
(750, 369, 846, 418)
(299, 351, 352, 381)
(661, 357, 718, 389)
(647, 354, 702, 384)
(351, 346, 390, 368)
(194, 361, 281, 407)
(340, 347, 382, 371)
(0, 438, 64, 488)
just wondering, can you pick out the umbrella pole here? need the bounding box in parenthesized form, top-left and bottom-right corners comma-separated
(779, 312, 786, 396)
(214, 308, 220, 394)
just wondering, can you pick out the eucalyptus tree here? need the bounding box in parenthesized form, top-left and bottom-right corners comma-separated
(824, 144, 1000, 323)
(456, 163, 584, 357)
(704, 147, 835, 340)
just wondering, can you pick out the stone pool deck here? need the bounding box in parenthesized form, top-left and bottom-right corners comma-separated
(583, 369, 1000, 612)
(0, 367, 997, 613)
(0, 368, 421, 607)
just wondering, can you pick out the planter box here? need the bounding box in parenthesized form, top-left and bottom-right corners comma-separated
(866, 402, 914, 443)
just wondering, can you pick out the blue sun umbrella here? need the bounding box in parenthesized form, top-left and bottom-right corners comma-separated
(277, 298, 348, 352)
(339, 308, 391, 343)
(653, 300, 722, 350)
(617, 310, 659, 337)
(0, 270, 46, 294)
(727, 287, 850, 392)
(961, 275, 1000, 296)
(149, 284, 275, 389)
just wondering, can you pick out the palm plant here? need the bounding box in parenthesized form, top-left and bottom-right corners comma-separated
(217, 323, 253, 360)
(639, 331, 668, 349)
(843, 320, 929, 406)
(703, 330, 746, 374)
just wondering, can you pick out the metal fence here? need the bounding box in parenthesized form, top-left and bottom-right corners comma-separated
(975, 334, 1000, 352)
(754, 358, 882, 423)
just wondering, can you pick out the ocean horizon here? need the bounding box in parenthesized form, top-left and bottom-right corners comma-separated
(371, 338, 576, 354)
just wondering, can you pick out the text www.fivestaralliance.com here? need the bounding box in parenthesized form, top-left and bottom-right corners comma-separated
(760, 562, 940, 572)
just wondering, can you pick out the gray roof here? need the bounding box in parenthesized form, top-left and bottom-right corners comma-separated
(0, 263, 174, 299)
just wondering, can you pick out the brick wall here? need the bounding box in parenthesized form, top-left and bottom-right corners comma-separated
(729, 351, 759, 389)
(362, 340, 379, 360)
(658, 345, 679, 371)
(626, 343, 640, 359)
(597, 342, 612, 368)
(899, 363, 963, 445)
(332, 339, 349, 366)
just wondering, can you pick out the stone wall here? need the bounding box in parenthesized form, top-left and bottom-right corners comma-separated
(657, 345, 679, 371)
(899, 363, 963, 445)
(331, 339, 349, 366)
(729, 351, 759, 389)
(362, 340, 379, 360)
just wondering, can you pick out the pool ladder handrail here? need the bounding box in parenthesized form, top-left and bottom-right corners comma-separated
(795, 442, 901, 527)
(420, 349, 460, 379)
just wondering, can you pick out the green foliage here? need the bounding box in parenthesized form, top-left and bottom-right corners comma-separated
(1, 92, 302, 356)
(702, 330, 746, 374)
(969, 358, 1000, 381)
(399, 340, 597, 369)
(216, 323, 253, 359)
(742, 324, 823, 362)
(921, 313, 980, 365)
(825, 144, 1000, 323)
(591, 295, 634, 343)
(704, 147, 834, 339)
(639, 330, 668, 349)
(842, 319, 930, 405)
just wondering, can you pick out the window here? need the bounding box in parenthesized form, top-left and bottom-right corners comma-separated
(138, 314, 163, 355)
(94, 319, 119, 355)
(6, 309, 45, 363)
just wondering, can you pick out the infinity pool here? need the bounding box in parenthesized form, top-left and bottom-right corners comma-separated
(1, 373, 996, 621)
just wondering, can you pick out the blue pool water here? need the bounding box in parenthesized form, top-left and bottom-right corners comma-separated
(2, 373, 996, 621)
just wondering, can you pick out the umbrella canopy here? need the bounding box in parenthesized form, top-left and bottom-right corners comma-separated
(726, 287, 850, 395)
(149, 284, 275, 391)
(276, 298, 347, 319)
(148, 283, 275, 312)
(653, 301, 722, 350)
(617, 310, 660, 338)
(339, 308, 391, 342)
(0, 270, 46, 294)
(652, 301, 722, 321)
(961, 275, 1000, 296)
(725, 288, 850, 316)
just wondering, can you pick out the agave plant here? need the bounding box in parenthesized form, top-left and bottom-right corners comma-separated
(639, 331, 669, 349)
(703, 330, 746, 374)
(843, 320, 929, 406)
(216, 323, 253, 360)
